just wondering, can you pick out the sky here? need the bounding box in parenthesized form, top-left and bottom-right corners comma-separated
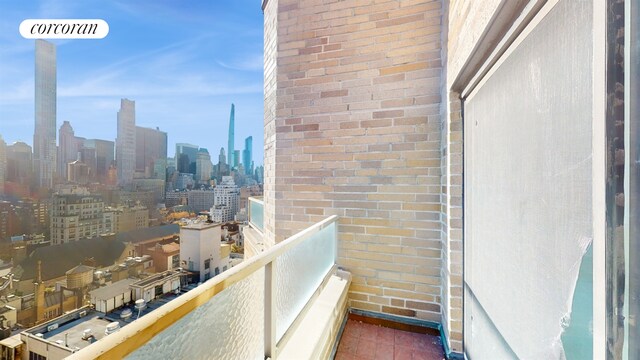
(0, 0, 264, 165)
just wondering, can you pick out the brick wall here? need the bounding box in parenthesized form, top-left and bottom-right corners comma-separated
(440, 90, 463, 352)
(263, 0, 278, 248)
(445, 0, 502, 88)
(264, 0, 445, 324)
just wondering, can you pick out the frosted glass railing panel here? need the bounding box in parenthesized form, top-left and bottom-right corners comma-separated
(249, 198, 264, 232)
(126, 270, 264, 360)
(274, 221, 336, 341)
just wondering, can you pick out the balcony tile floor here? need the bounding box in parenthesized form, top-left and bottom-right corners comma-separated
(335, 319, 445, 360)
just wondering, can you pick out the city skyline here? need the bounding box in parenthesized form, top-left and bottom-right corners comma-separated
(0, 1, 264, 165)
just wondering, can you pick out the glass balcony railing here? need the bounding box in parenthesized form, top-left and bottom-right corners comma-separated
(67, 215, 338, 360)
(248, 196, 264, 232)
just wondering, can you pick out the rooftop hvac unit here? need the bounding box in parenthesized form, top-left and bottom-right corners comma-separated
(120, 308, 133, 320)
(104, 322, 120, 335)
(79, 310, 87, 317)
(134, 299, 146, 310)
(82, 329, 92, 340)
(47, 323, 59, 331)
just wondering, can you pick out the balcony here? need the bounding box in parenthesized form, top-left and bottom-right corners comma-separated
(245, 197, 267, 257)
(67, 214, 352, 359)
(58, 204, 451, 360)
(248, 196, 264, 233)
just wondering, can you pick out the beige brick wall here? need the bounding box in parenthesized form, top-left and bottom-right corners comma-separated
(445, 0, 502, 88)
(440, 90, 463, 353)
(263, 0, 444, 324)
(263, 0, 278, 248)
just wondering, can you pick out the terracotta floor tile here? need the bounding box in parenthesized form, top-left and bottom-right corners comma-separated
(394, 330, 416, 348)
(374, 342, 394, 360)
(412, 349, 446, 360)
(356, 338, 377, 359)
(338, 333, 359, 355)
(344, 320, 363, 338)
(376, 326, 396, 345)
(335, 351, 355, 360)
(360, 324, 379, 341)
(414, 335, 444, 354)
(336, 319, 445, 360)
(394, 345, 414, 360)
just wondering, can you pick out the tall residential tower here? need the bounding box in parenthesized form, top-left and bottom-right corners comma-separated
(227, 104, 235, 168)
(57, 121, 76, 180)
(33, 40, 57, 188)
(116, 99, 136, 186)
(243, 136, 252, 175)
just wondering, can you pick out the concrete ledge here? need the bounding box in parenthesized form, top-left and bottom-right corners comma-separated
(278, 271, 351, 360)
(242, 225, 264, 259)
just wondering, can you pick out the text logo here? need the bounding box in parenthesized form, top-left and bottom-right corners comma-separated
(20, 19, 109, 39)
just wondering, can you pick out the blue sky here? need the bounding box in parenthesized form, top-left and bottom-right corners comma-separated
(0, 0, 264, 164)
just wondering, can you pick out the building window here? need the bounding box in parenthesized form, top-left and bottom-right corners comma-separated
(29, 351, 46, 360)
(204, 259, 210, 270)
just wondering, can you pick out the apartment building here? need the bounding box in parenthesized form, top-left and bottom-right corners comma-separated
(187, 189, 216, 213)
(212, 176, 240, 222)
(50, 190, 104, 245)
(103, 205, 149, 234)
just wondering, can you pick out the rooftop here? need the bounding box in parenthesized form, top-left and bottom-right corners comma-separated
(116, 224, 179, 244)
(25, 308, 109, 352)
(16, 237, 126, 281)
(89, 278, 137, 302)
(26, 291, 183, 353)
(65, 264, 94, 275)
(130, 270, 183, 288)
(41, 313, 112, 351)
(149, 242, 180, 254)
(181, 220, 221, 230)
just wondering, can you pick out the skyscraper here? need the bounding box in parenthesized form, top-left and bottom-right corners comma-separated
(233, 150, 240, 168)
(227, 103, 235, 168)
(116, 99, 136, 186)
(243, 136, 252, 175)
(195, 148, 212, 184)
(135, 126, 167, 180)
(175, 143, 198, 174)
(57, 121, 77, 181)
(84, 139, 114, 182)
(6, 141, 32, 185)
(33, 40, 57, 188)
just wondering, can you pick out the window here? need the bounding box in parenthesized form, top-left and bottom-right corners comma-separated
(29, 351, 46, 360)
(204, 259, 210, 270)
(463, 0, 594, 358)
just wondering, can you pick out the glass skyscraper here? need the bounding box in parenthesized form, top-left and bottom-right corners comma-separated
(135, 126, 167, 180)
(116, 99, 136, 185)
(33, 40, 56, 188)
(243, 136, 252, 175)
(227, 103, 235, 168)
(175, 143, 199, 174)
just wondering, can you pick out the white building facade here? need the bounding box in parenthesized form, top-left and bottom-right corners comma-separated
(179, 221, 221, 282)
(212, 176, 239, 222)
